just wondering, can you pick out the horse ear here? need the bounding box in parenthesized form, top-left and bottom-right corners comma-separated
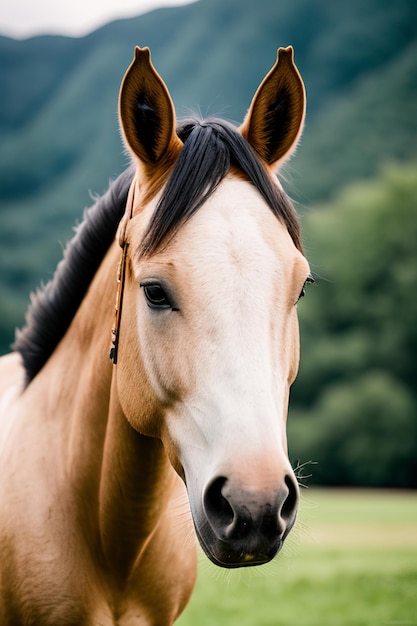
(240, 46, 306, 170)
(119, 47, 182, 170)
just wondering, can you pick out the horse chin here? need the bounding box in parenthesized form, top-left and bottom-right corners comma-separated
(194, 526, 283, 569)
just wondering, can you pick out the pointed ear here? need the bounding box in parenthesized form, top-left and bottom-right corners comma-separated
(240, 46, 306, 170)
(119, 47, 182, 171)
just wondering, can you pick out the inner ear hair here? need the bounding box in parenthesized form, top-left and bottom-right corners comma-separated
(240, 46, 306, 168)
(119, 47, 182, 167)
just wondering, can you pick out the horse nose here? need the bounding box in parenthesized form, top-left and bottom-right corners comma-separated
(203, 473, 299, 547)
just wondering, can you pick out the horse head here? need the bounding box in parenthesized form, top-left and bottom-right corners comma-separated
(114, 47, 310, 568)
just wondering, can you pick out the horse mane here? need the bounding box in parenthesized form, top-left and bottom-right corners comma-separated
(13, 166, 135, 385)
(14, 118, 302, 386)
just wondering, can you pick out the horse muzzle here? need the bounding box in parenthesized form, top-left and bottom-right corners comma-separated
(193, 474, 299, 568)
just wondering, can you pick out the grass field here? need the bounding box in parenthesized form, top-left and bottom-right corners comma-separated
(176, 489, 417, 625)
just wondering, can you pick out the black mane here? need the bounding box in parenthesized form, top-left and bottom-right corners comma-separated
(139, 118, 302, 256)
(14, 118, 302, 386)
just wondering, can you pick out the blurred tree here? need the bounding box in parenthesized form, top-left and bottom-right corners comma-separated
(290, 162, 417, 487)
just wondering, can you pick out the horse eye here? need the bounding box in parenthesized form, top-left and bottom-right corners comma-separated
(142, 283, 171, 309)
(298, 274, 315, 302)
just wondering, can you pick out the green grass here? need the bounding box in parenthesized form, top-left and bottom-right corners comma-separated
(177, 489, 417, 625)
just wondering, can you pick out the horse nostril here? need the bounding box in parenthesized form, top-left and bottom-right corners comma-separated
(280, 473, 299, 528)
(204, 477, 254, 541)
(203, 476, 234, 535)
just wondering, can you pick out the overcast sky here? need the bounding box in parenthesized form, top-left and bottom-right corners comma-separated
(0, 0, 197, 39)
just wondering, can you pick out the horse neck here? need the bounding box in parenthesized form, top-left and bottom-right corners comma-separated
(99, 375, 175, 583)
(31, 241, 174, 580)
(35, 242, 119, 479)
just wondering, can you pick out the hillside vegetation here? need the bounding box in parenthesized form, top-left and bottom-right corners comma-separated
(1, 0, 416, 486)
(290, 162, 417, 487)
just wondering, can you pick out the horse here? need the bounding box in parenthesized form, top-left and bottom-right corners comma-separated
(0, 46, 312, 625)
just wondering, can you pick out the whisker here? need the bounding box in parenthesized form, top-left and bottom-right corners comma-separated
(164, 491, 198, 552)
(293, 459, 317, 488)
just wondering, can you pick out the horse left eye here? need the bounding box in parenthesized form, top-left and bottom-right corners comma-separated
(142, 283, 171, 309)
(297, 274, 315, 302)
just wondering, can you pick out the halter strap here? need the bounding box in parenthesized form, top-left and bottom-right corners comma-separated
(109, 180, 136, 364)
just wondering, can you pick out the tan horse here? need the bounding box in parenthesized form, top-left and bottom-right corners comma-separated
(0, 46, 312, 624)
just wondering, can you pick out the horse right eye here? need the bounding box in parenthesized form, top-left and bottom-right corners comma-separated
(142, 283, 172, 309)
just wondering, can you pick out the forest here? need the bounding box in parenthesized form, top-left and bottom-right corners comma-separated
(290, 163, 417, 487)
(0, 0, 416, 487)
